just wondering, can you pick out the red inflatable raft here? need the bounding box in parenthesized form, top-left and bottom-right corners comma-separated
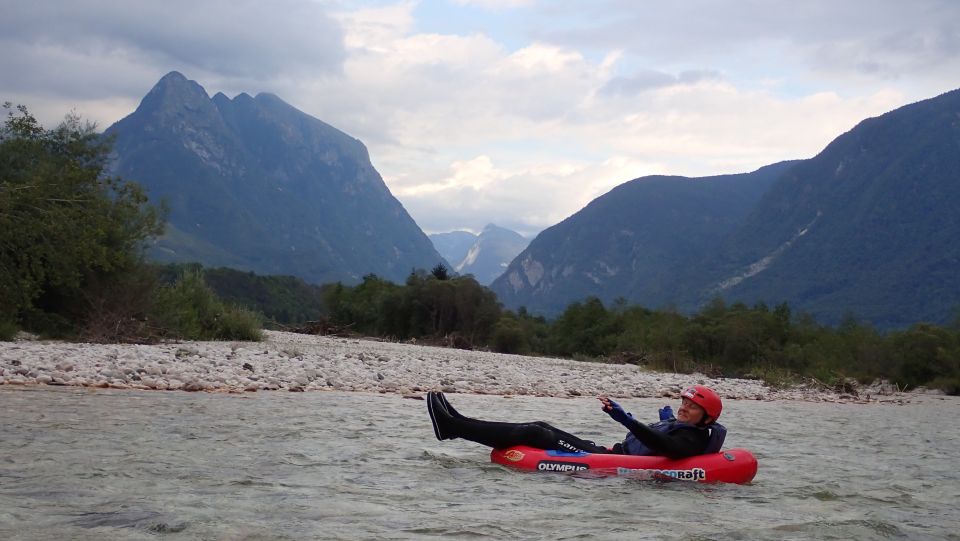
(491, 446, 757, 484)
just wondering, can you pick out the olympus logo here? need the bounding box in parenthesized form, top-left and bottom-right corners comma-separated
(537, 461, 589, 472)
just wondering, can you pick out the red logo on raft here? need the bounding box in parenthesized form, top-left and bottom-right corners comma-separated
(503, 450, 525, 462)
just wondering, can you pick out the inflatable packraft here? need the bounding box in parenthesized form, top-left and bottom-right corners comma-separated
(491, 446, 758, 484)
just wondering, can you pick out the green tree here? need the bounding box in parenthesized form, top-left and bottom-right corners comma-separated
(888, 323, 958, 389)
(546, 297, 621, 357)
(491, 312, 528, 354)
(0, 103, 164, 336)
(431, 263, 450, 280)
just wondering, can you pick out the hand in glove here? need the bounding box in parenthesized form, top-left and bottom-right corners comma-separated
(658, 405, 674, 421)
(598, 396, 633, 425)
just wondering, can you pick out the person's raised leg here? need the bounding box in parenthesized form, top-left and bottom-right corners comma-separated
(435, 392, 469, 420)
(427, 396, 608, 451)
(531, 421, 610, 453)
(427, 391, 456, 440)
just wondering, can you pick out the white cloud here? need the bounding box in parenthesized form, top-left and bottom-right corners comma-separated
(452, 0, 536, 9)
(306, 5, 914, 235)
(398, 154, 663, 237)
(1, 0, 956, 238)
(581, 82, 908, 175)
(537, 0, 960, 86)
(335, 1, 417, 51)
(0, 0, 344, 125)
(395, 155, 505, 196)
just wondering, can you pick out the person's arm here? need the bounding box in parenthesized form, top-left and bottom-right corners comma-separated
(599, 396, 706, 459)
(620, 419, 706, 459)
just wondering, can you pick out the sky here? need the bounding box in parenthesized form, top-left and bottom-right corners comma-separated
(2, 0, 958, 237)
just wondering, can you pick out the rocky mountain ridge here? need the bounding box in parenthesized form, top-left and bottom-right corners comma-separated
(493, 88, 960, 328)
(105, 72, 445, 285)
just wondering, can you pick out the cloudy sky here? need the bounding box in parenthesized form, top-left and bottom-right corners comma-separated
(2, 0, 958, 237)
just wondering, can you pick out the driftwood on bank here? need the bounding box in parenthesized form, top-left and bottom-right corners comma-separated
(282, 318, 355, 337)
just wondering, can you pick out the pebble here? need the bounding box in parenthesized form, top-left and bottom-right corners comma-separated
(0, 330, 913, 404)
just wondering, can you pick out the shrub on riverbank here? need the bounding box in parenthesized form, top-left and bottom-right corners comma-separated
(151, 270, 262, 341)
(155, 263, 326, 326)
(540, 298, 960, 395)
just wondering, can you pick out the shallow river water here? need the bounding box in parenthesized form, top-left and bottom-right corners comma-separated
(1, 386, 958, 540)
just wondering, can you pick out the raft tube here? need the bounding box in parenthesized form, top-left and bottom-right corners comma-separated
(491, 446, 757, 484)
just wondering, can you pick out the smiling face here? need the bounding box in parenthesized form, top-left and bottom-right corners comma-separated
(676, 397, 707, 425)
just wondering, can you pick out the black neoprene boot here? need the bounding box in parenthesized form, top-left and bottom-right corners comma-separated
(435, 392, 468, 420)
(427, 392, 459, 440)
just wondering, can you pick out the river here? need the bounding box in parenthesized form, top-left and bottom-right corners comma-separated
(1, 386, 957, 540)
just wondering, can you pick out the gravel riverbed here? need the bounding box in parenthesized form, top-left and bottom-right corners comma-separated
(0, 330, 912, 403)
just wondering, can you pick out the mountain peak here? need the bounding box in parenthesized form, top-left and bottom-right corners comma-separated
(105, 73, 445, 285)
(157, 70, 188, 85)
(455, 224, 529, 285)
(135, 71, 212, 117)
(255, 92, 284, 103)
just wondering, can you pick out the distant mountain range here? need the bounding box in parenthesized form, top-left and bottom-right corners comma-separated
(492, 88, 960, 328)
(430, 224, 528, 285)
(103, 72, 959, 328)
(430, 230, 478, 269)
(105, 72, 445, 285)
(490, 162, 794, 315)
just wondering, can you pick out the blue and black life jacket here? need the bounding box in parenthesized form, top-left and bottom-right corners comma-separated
(621, 419, 727, 456)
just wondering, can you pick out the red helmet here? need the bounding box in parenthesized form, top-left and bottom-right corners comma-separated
(681, 385, 722, 423)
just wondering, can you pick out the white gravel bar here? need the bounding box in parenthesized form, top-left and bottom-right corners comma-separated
(0, 330, 911, 403)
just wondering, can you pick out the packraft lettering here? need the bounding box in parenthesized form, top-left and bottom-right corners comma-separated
(616, 467, 656, 480)
(537, 461, 589, 472)
(615, 467, 706, 481)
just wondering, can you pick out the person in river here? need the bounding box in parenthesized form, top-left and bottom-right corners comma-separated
(426, 385, 726, 459)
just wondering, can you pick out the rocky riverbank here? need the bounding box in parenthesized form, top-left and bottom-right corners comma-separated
(0, 330, 912, 403)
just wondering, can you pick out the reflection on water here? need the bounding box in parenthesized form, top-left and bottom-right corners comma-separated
(1, 386, 958, 540)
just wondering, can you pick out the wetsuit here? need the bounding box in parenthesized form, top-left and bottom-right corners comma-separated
(611, 418, 709, 459)
(427, 392, 708, 458)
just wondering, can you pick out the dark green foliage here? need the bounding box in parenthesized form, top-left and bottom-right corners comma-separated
(491, 313, 528, 354)
(156, 263, 326, 325)
(0, 104, 262, 343)
(431, 264, 450, 281)
(151, 270, 263, 341)
(0, 318, 16, 341)
(887, 324, 959, 389)
(545, 297, 622, 357)
(491, 308, 550, 354)
(0, 103, 164, 338)
(74, 261, 164, 343)
(319, 271, 960, 394)
(323, 271, 501, 344)
(324, 274, 404, 336)
(531, 297, 960, 394)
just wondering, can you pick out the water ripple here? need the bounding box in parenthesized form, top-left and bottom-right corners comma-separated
(1, 387, 958, 540)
